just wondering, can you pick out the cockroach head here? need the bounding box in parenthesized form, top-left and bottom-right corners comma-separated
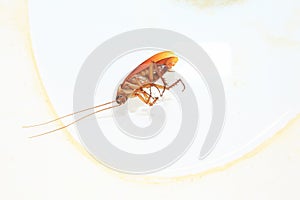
(116, 94, 127, 105)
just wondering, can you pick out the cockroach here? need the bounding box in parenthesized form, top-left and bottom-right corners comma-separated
(24, 51, 185, 138)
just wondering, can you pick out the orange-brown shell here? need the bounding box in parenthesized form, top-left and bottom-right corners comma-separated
(124, 51, 178, 82)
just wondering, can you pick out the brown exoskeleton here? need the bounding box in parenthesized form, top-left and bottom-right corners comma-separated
(116, 51, 185, 106)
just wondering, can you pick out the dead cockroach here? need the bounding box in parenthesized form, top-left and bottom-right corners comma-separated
(24, 51, 185, 138)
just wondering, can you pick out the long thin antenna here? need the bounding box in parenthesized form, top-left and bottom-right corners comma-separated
(29, 104, 121, 138)
(23, 101, 115, 128)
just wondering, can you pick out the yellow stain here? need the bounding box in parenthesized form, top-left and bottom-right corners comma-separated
(175, 0, 244, 9)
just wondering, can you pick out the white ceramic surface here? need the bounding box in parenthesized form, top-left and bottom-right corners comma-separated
(28, 0, 300, 177)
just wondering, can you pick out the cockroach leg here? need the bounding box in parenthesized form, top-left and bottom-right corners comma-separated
(134, 89, 158, 106)
(166, 79, 185, 92)
(141, 88, 158, 106)
(139, 78, 185, 100)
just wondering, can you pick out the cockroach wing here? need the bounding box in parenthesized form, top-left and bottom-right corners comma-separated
(124, 51, 178, 81)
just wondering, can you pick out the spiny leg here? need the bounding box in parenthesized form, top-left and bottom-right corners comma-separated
(134, 76, 186, 106)
(140, 83, 166, 97)
(166, 79, 185, 92)
(139, 87, 154, 104)
(134, 89, 158, 106)
(152, 63, 186, 92)
(143, 88, 159, 106)
(140, 78, 185, 98)
(147, 86, 153, 104)
(135, 92, 149, 105)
